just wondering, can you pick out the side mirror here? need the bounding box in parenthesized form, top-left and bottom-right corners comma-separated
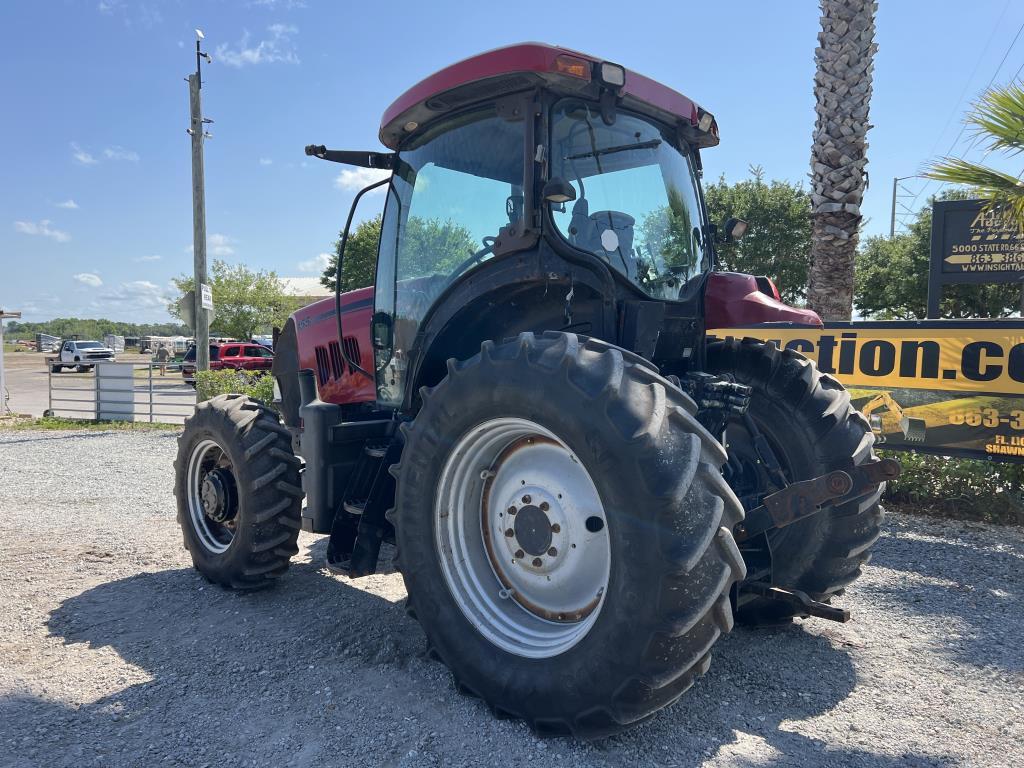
(723, 217, 748, 243)
(542, 177, 577, 204)
(371, 311, 393, 350)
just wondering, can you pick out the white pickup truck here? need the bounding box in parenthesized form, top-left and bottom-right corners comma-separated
(50, 340, 117, 372)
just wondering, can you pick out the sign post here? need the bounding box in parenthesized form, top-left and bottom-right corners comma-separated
(927, 199, 1024, 318)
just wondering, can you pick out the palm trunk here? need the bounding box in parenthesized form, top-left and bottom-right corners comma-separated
(806, 0, 878, 320)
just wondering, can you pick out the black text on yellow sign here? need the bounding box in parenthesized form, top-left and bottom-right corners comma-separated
(709, 327, 1024, 396)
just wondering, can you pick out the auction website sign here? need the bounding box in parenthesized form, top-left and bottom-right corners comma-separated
(928, 199, 1024, 317)
(708, 320, 1024, 463)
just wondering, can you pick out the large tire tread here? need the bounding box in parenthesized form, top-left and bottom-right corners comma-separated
(392, 332, 744, 739)
(173, 394, 302, 591)
(708, 338, 885, 601)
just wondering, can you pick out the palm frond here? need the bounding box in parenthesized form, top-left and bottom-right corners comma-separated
(965, 83, 1024, 155)
(925, 158, 1024, 228)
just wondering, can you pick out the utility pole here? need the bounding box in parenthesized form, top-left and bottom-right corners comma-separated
(890, 175, 916, 238)
(188, 30, 213, 372)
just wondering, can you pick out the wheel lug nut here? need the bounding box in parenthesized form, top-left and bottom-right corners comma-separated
(532, 557, 543, 567)
(522, 494, 531, 504)
(539, 501, 549, 511)
(504, 528, 514, 537)
(507, 506, 517, 515)
(515, 549, 525, 559)
(550, 523, 560, 533)
(548, 547, 557, 556)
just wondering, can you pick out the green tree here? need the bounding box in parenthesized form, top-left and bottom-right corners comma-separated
(703, 167, 813, 303)
(320, 215, 477, 290)
(320, 215, 383, 292)
(6, 318, 189, 340)
(170, 259, 290, 340)
(926, 83, 1024, 229)
(855, 189, 1020, 318)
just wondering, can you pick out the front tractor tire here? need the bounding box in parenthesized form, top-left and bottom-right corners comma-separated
(708, 338, 885, 622)
(174, 394, 302, 589)
(391, 333, 745, 738)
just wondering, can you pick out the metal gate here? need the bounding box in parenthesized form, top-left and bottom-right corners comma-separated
(47, 362, 196, 424)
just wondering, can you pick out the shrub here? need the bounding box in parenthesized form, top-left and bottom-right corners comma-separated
(882, 450, 1024, 525)
(194, 369, 276, 410)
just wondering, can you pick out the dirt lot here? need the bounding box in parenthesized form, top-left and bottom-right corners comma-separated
(1, 429, 1022, 767)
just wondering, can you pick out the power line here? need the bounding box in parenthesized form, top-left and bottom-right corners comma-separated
(903, 14, 1024, 217)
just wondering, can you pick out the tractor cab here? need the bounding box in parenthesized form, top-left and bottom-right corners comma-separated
(176, 43, 893, 739)
(296, 43, 759, 415)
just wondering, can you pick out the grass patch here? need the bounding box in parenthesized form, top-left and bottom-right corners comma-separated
(0, 415, 181, 432)
(882, 450, 1024, 526)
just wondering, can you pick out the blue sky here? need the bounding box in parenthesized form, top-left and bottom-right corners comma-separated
(3, 0, 1022, 322)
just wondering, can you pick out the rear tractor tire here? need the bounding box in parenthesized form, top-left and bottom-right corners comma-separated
(173, 393, 302, 589)
(708, 338, 884, 624)
(391, 332, 745, 738)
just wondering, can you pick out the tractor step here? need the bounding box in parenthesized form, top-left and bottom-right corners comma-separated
(740, 583, 851, 623)
(343, 499, 366, 516)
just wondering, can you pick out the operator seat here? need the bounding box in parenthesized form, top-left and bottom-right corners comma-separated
(568, 197, 638, 280)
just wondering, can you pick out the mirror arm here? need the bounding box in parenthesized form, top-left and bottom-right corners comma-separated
(304, 145, 395, 170)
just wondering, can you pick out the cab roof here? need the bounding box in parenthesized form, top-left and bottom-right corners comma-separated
(379, 42, 718, 150)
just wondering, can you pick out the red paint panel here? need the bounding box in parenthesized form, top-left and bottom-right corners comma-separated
(293, 287, 376, 405)
(705, 272, 822, 329)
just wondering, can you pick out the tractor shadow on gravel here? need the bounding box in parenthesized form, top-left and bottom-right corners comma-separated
(32, 546, 955, 767)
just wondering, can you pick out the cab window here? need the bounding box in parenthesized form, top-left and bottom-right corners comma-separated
(549, 102, 709, 299)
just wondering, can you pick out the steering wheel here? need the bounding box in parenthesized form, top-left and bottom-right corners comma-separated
(446, 236, 497, 286)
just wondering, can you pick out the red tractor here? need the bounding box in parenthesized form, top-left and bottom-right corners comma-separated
(174, 44, 896, 738)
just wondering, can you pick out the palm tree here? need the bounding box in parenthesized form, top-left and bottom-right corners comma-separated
(926, 83, 1024, 228)
(806, 0, 878, 321)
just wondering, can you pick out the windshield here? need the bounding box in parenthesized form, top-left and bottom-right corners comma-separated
(549, 102, 709, 299)
(77, 341, 103, 349)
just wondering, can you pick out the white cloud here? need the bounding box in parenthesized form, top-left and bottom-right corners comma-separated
(259, 157, 273, 166)
(334, 167, 390, 192)
(216, 24, 299, 67)
(298, 253, 332, 273)
(73, 273, 103, 288)
(55, 199, 79, 209)
(97, 0, 122, 13)
(210, 233, 235, 256)
(95, 280, 171, 315)
(104, 145, 139, 162)
(185, 233, 236, 257)
(71, 142, 97, 166)
(14, 220, 71, 243)
(134, 254, 162, 262)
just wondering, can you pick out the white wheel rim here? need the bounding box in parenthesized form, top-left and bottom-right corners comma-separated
(186, 438, 238, 554)
(435, 417, 610, 659)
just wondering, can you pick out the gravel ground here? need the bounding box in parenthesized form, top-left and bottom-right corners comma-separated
(1, 429, 1022, 767)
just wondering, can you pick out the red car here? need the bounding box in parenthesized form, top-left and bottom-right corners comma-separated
(182, 342, 274, 384)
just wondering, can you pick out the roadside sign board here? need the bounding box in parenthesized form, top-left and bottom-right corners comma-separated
(710, 320, 1024, 463)
(201, 283, 214, 311)
(928, 199, 1024, 317)
(178, 289, 215, 331)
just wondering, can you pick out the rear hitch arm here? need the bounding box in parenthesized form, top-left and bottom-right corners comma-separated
(740, 583, 851, 623)
(733, 457, 900, 544)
